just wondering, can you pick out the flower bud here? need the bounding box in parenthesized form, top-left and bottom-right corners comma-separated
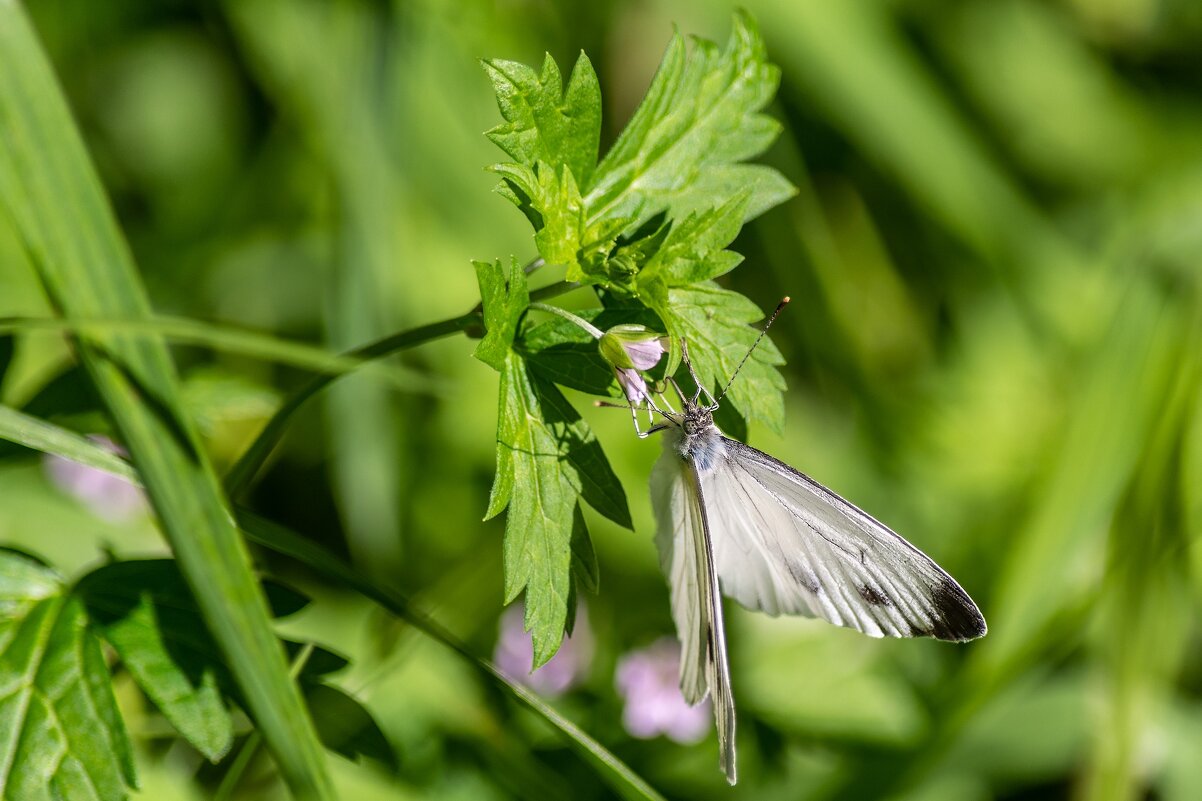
(598, 325, 667, 403)
(598, 324, 667, 370)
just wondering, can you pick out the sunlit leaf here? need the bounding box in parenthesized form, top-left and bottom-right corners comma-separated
(0, 552, 135, 801)
(490, 352, 629, 665)
(474, 257, 530, 371)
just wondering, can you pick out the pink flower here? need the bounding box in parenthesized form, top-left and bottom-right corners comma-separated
(612, 366, 651, 404)
(598, 325, 667, 404)
(43, 435, 146, 522)
(615, 638, 710, 743)
(494, 604, 592, 697)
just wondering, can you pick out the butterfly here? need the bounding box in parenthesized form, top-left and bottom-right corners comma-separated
(635, 300, 987, 784)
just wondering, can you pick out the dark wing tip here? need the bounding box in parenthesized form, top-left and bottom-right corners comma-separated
(927, 580, 987, 642)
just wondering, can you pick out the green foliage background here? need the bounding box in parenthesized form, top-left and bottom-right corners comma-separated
(1, 0, 1201, 799)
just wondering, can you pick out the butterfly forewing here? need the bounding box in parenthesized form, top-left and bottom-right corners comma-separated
(707, 437, 986, 641)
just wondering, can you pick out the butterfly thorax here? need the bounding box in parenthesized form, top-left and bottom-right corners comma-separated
(672, 402, 726, 473)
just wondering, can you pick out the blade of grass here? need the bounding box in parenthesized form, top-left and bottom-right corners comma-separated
(236, 509, 667, 801)
(0, 314, 426, 391)
(0, 7, 334, 799)
(0, 404, 138, 483)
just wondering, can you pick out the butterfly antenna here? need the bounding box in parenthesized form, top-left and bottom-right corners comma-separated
(717, 296, 790, 401)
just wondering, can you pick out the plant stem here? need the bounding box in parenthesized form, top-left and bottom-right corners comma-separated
(224, 277, 586, 498)
(223, 311, 477, 497)
(529, 301, 603, 338)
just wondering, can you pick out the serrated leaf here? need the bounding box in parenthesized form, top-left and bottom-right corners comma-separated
(483, 53, 601, 190)
(77, 561, 232, 763)
(637, 192, 749, 288)
(584, 12, 791, 230)
(530, 163, 589, 274)
(652, 283, 786, 432)
(629, 192, 786, 431)
(484, 13, 794, 285)
(304, 682, 398, 772)
(76, 560, 315, 763)
(0, 552, 135, 801)
(492, 352, 629, 666)
(473, 257, 529, 370)
(570, 505, 599, 596)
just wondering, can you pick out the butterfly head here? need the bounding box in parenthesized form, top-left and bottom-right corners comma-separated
(681, 400, 714, 437)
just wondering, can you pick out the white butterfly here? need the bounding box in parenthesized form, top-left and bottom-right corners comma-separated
(635, 303, 987, 785)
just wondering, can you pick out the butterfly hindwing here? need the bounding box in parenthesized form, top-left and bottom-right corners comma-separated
(650, 448, 737, 783)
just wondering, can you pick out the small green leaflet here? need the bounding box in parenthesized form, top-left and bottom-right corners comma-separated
(585, 11, 792, 227)
(483, 54, 601, 192)
(474, 257, 529, 370)
(0, 552, 136, 801)
(485, 12, 795, 284)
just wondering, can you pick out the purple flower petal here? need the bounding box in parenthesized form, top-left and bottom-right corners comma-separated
(614, 366, 651, 404)
(622, 336, 666, 370)
(615, 637, 710, 743)
(43, 435, 146, 522)
(494, 603, 592, 697)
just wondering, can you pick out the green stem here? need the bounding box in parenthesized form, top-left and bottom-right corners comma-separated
(223, 311, 478, 497)
(224, 278, 585, 498)
(529, 301, 603, 338)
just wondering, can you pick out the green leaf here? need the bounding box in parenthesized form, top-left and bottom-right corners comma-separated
(630, 193, 786, 431)
(483, 53, 602, 190)
(652, 283, 786, 432)
(570, 505, 600, 596)
(491, 352, 629, 665)
(0, 552, 135, 801)
(76, 561, 234, 763)
(76, 559, 377, 771)
(484, 13, 794, 282)
(637, 191, 749, 288)
(0, 6, 334, 798)
(474, 257, 530, 370)
(236, 509, 667, 801)
(585, 11, 791, 229)
(304, 682, 397, 772)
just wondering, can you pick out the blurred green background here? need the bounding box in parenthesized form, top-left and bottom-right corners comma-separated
(2, 0, 1202, 798)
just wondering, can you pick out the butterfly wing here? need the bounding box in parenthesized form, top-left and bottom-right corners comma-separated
(703, 437, 986, 641)
(650, 447, 737, 784)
